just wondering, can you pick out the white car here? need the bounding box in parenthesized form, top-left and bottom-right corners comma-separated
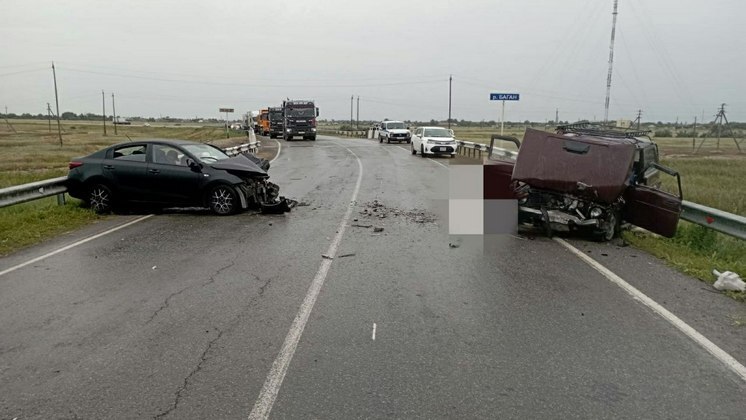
(378, 120, 411, 143)
(411, 126, 457, 158)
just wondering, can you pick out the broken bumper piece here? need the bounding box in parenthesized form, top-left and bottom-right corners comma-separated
(261, 197, 297, 214)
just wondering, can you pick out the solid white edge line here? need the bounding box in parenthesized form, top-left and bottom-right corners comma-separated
(0, 214, 154, 278)
(248, 144, 364, 420)
(372, 323, 377, 341)
(270, 138, 282, 164)
(554, 237, 746, 382)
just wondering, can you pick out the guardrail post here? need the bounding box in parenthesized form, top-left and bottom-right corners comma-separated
(57, 193, 66, 206)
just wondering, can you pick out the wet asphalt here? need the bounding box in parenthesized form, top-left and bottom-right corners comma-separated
(0, 135, 744, 419)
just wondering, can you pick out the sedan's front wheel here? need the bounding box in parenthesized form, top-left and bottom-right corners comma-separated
(411, 144, 417, 155)
(88, 183, 113, 214)
(420, 145, 426, 158)
(208, 185, 239, 215)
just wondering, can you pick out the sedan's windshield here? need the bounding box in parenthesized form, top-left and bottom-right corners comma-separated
(183, 144, 230, 163)
(386, 122, 406, 129)
(423, 128, 453, 138)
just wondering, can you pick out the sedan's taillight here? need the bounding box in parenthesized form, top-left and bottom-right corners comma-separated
(68, 161, 83, 170)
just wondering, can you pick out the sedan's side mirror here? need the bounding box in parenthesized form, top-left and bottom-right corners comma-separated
(186, 158, 202, 171)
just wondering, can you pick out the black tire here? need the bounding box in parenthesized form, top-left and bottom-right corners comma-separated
(207, 184, 239, 215)
(407, 139, 411, 144)
(387, 138, 391, 144)
(411, 144, 417, 155)
(379, 136, 383, 143)
(310, 135, 316, 141)
(88, 183, 113, 214)
(596, 211, 620, 242)
(420, 145, 426, 158)
(287, 136, 293, 141)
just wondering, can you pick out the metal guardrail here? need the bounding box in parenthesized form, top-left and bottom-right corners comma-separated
(681, 201, 746, 240)
(0, 177, 68, 208)
(224, 140, 260, 157)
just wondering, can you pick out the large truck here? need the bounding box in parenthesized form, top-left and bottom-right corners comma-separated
(257, 108, 270, 136)
(282, 99, 318, 141)
(268, 106, 284, 139)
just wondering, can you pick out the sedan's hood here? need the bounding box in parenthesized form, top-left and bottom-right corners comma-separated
(211, 155, 268, 177)
(424, 137, 455, 142)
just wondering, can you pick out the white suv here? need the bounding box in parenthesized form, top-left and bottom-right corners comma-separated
(411, 126, 457, 158)
(378, 121, 411, 143)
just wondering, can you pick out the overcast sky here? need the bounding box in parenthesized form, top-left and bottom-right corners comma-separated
(1, 0, 743, 123)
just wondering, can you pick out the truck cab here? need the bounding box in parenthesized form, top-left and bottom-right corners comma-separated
(283, 100, 319, 141)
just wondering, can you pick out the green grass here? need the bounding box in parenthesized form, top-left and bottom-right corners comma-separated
(624, 223, 746, 302)
(0, 197, 101, 257)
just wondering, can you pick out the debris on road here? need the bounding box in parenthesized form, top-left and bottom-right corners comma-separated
(322, 254, 333, 260)
(152, 265, 157, 270)
(373, 227, 384, 233)
(358, 200, 437, 224)
(352, 224, 373, 228)
(713, 270, 745, 292)
(449, 243, 460, 248)
(338, 253, 356, 258)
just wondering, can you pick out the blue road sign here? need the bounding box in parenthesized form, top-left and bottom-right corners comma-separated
(490, 93, 520, 101)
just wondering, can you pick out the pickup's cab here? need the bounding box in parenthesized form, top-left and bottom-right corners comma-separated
(378, 121, 411, 144)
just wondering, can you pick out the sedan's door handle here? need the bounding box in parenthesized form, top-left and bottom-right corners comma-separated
(103, 165, 114, 170)
(148, 169, 160, 174)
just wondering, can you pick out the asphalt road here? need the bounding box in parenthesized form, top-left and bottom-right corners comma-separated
(1, 135, 744, 419)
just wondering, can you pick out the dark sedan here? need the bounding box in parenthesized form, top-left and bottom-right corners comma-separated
(67, 139, 287, 215)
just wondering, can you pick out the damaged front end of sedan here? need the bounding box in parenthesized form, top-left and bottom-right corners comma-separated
(486, 124, 683, 241)
(210, 154, 294, 214)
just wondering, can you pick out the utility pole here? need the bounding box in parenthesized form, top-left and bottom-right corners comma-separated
(356, 96, 360, 130)
(102, 90, 107, 136)
(52, 62, 63, 146)
(448, 74, 452, 129)
(2, 106, 16, 133)
(695, 103, 741, 153)
(112, 93, 118, 135)
(555, 108, 559, 125)
(47, 103, 52, 132)
(633, 109, 642, 130)
(692, 116, 697, 150)
(350, 95, 353, 129)
(603, 0, 619, 124)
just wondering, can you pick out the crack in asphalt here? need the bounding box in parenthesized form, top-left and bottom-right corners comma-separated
(146, 261, 237, 325)
(153, 327, 224, 420)
(151, 272, 277, 418)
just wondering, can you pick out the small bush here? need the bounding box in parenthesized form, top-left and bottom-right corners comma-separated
(654, 129, 673, 137)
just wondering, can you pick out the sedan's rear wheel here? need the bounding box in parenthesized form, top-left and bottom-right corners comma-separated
(88, 183, 113, 214)
(208, 185, 238, 215)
